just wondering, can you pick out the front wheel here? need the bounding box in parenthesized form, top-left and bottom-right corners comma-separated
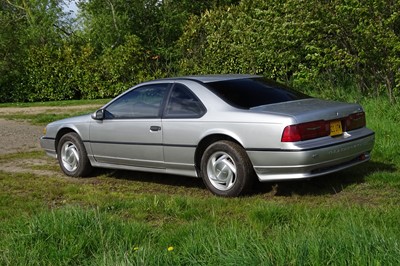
(57, 132, 92, 177)
(200, 140, 254, 197)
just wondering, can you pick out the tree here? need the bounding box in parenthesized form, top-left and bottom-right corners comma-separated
(0, 0, 74, 102)
(178, 0, 400, 101)
(78, 0, 240, 75)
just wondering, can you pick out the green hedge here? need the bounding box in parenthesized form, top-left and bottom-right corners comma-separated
(18, 35, 156, 102)
(178, 0, 400, 100)
(1, 0, 399, 103)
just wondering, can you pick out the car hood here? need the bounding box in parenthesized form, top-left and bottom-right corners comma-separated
(251, 98, 363, 123)
(49, 113, 92, 126)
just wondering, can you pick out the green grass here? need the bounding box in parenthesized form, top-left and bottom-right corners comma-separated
(1, 188, 399, 265)
(0, 96, 400, 265)
(0, 98, 110, 108)
(361, 97, 400, 166)
(0, 98, 110, 125)
(0, 111, 96, 125)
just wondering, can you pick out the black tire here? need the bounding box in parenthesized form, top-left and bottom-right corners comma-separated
(57, 132, 93, 177)
(200, 140, 255, 197)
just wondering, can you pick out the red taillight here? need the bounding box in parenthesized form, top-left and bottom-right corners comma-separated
(346, 112, 366, 131)
(281, 125, 301, 142)
(281, 112, 366, 142)
(282, 120, 330, 142)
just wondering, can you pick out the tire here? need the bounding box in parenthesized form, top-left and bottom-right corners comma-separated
(200, 140, 255, 197)
(57, 132, 93, 177)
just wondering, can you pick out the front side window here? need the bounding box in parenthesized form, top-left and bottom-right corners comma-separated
(105, 84, 169, 119)
(164, 83, 206, 118)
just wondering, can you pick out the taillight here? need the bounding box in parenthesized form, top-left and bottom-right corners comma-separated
(281, 125, 301, 142)
(282, 120, 330, 142)
(346, 112, 366, 131)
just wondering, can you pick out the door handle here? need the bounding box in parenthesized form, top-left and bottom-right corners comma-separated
(150, 126, 161, 132)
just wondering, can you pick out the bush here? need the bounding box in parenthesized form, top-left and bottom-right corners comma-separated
(178, 0, 400, 100)
(16, 35, 152, 102)
(1, 0, 399, 102)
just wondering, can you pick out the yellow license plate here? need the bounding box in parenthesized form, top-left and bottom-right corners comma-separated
(330, 120, 343, 136)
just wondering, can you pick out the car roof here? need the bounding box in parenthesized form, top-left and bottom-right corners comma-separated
(159, 74, 260, 83)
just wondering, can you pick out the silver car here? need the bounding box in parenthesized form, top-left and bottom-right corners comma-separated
(40, 75, 375, 196)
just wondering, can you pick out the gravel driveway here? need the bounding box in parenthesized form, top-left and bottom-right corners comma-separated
(0, 118, 43, 155)
(0, 105, 101, 176)
(0, 105, 100, 155)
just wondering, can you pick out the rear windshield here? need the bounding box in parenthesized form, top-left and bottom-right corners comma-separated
(206, 77, 310, 109)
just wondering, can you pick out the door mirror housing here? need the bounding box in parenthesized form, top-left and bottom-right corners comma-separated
(92, 109, 105, 120)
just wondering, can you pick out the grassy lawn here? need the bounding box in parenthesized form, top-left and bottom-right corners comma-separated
(0, 97, 399, 265)
(0, 98, 110, 108)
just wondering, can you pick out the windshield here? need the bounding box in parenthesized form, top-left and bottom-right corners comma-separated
(205, 77, 310, 109)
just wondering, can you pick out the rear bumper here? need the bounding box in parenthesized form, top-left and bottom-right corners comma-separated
(247, 132, 375, 181)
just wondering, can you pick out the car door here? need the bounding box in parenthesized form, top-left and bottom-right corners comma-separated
(161, 83, 207, 174)
(90, 83, 170, 169)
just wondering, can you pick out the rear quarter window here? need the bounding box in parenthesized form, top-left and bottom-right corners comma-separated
(164, 83, 206, 118)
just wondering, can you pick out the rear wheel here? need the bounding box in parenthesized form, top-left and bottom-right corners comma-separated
(57, 132, 92, 177)
(200, 140, 254, 197)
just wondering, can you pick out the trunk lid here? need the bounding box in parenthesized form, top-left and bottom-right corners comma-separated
(251, 98, 363, 123)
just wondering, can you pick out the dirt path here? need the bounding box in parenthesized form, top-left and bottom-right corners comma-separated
(0, 118, 43, 155)
(0, 104, 102, 155)
(0, 106, 96, 176)
(0, 116, 58, 176)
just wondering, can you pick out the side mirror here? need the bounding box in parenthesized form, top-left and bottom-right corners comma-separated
(91, 109, 105, 120)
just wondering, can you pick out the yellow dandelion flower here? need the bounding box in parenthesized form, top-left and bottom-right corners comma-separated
(167, 246, 174, 252)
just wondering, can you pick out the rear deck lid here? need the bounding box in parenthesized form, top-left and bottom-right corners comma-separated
(251, 98, 363, 123)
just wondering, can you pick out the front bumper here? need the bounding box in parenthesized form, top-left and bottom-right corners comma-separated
(247, 132, 375, 181)
(40, 136, 57, 158)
